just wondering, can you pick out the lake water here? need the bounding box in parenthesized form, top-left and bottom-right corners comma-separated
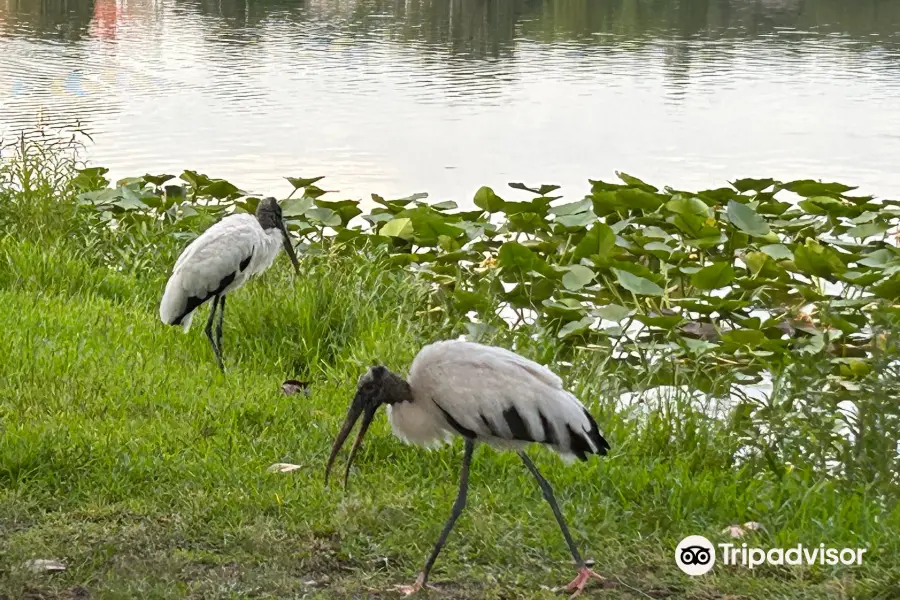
(2, 0, 900, 204)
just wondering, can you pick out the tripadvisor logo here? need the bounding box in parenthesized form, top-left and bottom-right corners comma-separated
(675, 536, 716, 576)
(676, 536, 867, 575)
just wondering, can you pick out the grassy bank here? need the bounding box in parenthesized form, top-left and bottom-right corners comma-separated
(1, 135, 899, 599)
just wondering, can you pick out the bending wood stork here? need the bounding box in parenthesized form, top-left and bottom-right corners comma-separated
(324, 339, 610, 597)
(159, 197, 300, 371)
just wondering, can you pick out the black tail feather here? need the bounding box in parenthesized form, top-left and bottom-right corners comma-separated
(582, 408, 610, 457)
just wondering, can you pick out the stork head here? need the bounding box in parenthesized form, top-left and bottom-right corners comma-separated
(325, 365, 411, 488)
(256, 196, 300, 275)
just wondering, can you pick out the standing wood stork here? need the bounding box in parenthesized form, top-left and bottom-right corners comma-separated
(159, 197, 300, 371)
(325, 340, 610, 597)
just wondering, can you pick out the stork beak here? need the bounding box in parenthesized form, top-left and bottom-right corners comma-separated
(278, 221, 301, 275)
(324, 391, 379, 488)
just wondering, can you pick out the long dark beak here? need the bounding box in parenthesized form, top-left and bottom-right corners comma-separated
(324, 392, 379, 488)
(279, 222, 301, 274)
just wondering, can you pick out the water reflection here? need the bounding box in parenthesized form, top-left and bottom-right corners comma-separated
(1, 0, 899, 200)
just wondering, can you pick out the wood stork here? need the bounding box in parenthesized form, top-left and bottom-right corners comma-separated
(159, 197, 300, 371)
(324, 339, 610, 597)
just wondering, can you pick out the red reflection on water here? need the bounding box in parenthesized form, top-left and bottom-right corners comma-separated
(91, 0, 118, 40)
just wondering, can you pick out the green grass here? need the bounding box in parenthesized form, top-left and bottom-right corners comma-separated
(1, 149, 899, 599)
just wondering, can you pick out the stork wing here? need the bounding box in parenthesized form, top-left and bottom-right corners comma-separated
(409, 340, 609, 460)
(159, 214, 262, 329)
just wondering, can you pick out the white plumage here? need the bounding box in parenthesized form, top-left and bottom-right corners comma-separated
(325, 339, 609, 597)
(159, 214, 283, 331)
(388, 340, 607, 461)
(159, 197, 299, 371)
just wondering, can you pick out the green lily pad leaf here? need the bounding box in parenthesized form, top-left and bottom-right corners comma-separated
(757, 199, 792, 216)
(72, 166, 110, 191)
(744, 252, 769, 276)
(616, 188, 664, 211)
(558, 316, 595, 339)
(437, 235, 461, 252)
(372, 192, 428, 211)
(782, 180, 856, 197)
(634, 313, 684, 329)
(642, 226, 673, 240)
(432, 200, 458, 211)
(180, 170, 211, 189)
(141, 173, 174, 187)
(691, 262, 735, 290)
(666, 196, 711, 217)
(682, 337, 719, 355)
(555, 210, 596, 228)
(543, 298, 586, 320)
(851, 211, 878, 224)
(760, 244, 793, 260)
(837, 358, 872, 378)
(643, 242, 674, 254)
(793, 239, 847, 280)
(380, 217, 414, 240)
(727, 200, 770, 236)
(590, 191, 622, 215)
(507, 213, 547, 234)
(798, 196, 844, 216)
(498, 241, 542, 274)
(731, 178, 775, 193)
(474, 186, 505, 212)
(698, 187, 738, 204)
(453, 289, 492, 313)
(573, 224, 615, 262)
(684, 235, 725, 250)
(562, 265, 596, 291)
(200, 179, 241, 199)
(281, 196, 314, 217)
(362, 212, 394, 227)
(847, 222, 888, 239)
(873, 273, 900, 300)
(669, 212, 719, 239)
(302, 185, 328, 200)
(616, 171, 658, 192)
(112, 188, 149, 211)
(612, 268, 664, 296)
(722, 329, 765, 347)
(305, 207, 341, 227)
(857, 249, 897, 268)
(595, 304, 631, 322)
(285, 176, 325, 189)
(314, 199, 362, 224)
(609, 218, 633, 234)
(840, 271, 882, 286)
(508, 182, 560, 196)
(799, 334, 826, 355)
(550, 198, 593, 216)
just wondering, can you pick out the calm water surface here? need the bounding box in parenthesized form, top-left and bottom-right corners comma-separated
(2, 0, 900, 202)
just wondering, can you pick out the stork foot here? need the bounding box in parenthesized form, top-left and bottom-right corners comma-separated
(393, 572, 434, 595)
(563, 567, 605, 598)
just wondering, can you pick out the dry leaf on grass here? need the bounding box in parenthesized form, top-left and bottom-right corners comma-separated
(267, 462, 303, 473)
(281, 379, 310, 396)
(24, 559, 66, 573)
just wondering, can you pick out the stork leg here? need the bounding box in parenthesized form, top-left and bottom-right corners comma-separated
(215, 295, 226, 360)
(204, 295, 225, 372)
(395, 439, 475, 596)
(518, 452, 604, 598)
